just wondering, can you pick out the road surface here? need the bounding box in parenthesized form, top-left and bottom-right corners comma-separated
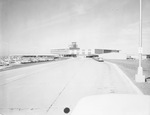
(0, 58, 139, 115)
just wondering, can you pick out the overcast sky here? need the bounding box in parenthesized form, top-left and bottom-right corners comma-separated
(0, 0, 150, 56)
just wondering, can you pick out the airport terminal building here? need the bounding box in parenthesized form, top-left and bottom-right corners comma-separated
(50, 42, 120, 57)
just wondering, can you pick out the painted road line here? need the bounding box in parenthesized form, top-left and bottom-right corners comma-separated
(0, 68, 46, 86)
(106, 62, 143, 95)
(0, 59, 72, 85)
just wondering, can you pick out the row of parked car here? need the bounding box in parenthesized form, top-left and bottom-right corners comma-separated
(0, 60, 10, 66)
(20, 57, 55, 64)
(0, 56, 58, 66)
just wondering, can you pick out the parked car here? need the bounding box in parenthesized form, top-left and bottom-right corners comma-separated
(3, 61, 9, 66)
(126, 56, 135, 60)
(94, 57, 104, 62)
(0, 61, 3, 66)
(21, 60, 30, 64)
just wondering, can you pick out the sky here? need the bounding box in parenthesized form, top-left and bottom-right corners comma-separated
(0, 0, 150, 56)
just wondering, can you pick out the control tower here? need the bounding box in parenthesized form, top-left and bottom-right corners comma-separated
(69, 42, 80, 50)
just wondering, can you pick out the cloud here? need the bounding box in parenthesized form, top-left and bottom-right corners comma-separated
(71, 0, 99, 15)
(24, 11, 72, 32)
(72, 3, 87, 15)
(1, 0, 150, 55)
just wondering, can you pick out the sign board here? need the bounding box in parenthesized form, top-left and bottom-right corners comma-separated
(138, 47, 143, 53)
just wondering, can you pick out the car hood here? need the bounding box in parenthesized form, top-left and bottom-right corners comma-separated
(71, 94, 150, 115)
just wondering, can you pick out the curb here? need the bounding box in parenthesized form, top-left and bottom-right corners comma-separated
(106, 62, 143, 95)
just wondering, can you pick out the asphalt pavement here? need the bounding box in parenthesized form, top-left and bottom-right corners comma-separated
(0, 58, 140, 115)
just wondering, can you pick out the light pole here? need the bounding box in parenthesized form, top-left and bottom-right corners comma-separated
(135, 0, 145, 82)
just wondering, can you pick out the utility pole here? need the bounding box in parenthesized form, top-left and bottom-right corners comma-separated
(135, 0, 145, 82)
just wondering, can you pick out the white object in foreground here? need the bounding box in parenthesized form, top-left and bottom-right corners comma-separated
(71, 94, 150, 115)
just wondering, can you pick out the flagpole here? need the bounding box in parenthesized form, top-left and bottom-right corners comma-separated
(135, 0, 145, 82)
